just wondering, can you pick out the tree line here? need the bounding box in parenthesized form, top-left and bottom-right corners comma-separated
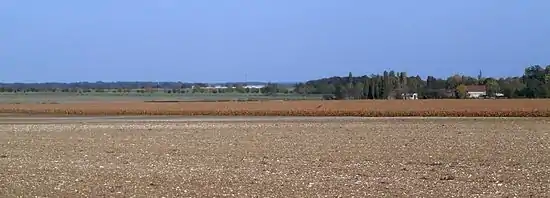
(293, 65, 550, 99)
(1, 65, 549, 99)
(0, 81, 293, 95)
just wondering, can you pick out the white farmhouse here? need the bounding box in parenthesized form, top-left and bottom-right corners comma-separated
(465, 85, 486, 98)
(401, 93, 418, 100)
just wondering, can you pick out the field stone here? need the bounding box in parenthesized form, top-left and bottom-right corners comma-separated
(0, 117, 549, 197)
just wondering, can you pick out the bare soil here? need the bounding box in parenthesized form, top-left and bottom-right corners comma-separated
(1, 118, 550, 197)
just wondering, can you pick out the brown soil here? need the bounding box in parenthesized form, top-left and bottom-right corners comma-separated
(1, 99, 550, 117)
(1, 118, 549, 197)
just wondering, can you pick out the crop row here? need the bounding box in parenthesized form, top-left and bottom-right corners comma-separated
(1, 108, 550, 117)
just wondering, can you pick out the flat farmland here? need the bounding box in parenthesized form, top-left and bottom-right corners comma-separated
(0, 93, 322, 104)
(1, 99, 550, 117)
(1, 117, 549, 197)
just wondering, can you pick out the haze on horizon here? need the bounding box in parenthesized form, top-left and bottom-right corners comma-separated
(1, 0, 549, 83)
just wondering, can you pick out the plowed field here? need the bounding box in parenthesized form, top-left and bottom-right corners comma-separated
(1, 117, 549, 197)
(1, 99, 550, 117)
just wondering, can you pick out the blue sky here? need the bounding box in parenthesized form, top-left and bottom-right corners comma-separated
(1, 1, 549, 83)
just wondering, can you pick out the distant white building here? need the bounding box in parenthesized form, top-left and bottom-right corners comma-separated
(466, 85, 486, 98)
(401, 93, 418, 100)
(465, 85, 505, 98)
(243, 85, 265, 89)
(197, 84, 266, 90)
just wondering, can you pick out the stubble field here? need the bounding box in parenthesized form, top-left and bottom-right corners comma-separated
(1, 117, 549, 197)
(1, 99, 550, 117)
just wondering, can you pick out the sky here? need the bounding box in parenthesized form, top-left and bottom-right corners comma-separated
(1, 0, 549, 83)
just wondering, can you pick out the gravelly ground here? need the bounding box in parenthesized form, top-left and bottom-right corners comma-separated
(1, 117, 550, 197)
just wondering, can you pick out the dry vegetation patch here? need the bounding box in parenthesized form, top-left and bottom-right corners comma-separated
(1, 99, 550, 117)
